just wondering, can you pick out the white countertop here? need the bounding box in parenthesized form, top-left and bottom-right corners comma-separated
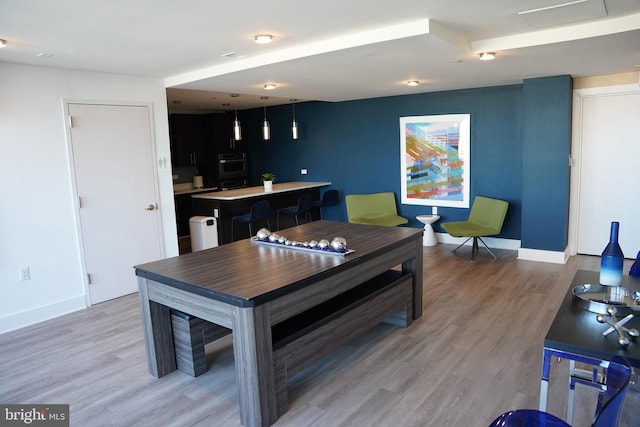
(173, 186, 218, 196)
(192, 181, 331, 201)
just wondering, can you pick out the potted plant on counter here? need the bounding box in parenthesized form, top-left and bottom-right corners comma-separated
(261, 172, 276, 192)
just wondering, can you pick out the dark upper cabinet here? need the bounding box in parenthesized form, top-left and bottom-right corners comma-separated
(203, 112, 240, 153)
(169, 114, 207, 168)
(169, 112, 239, 187)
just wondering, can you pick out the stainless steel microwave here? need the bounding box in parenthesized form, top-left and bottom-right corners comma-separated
(218, 153, 247, 178)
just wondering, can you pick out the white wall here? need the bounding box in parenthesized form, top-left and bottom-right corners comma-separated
(0, 63, 178, 333)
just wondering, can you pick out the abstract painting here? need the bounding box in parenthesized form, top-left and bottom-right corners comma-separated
(400, 114, 470, 208)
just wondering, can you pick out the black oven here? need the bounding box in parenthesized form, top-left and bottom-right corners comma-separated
(219, 178, 248, 190)
(218, 153, 247, 178)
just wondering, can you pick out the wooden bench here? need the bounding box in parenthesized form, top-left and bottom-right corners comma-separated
(271, 270, 413, 415)
(171, 270, 413, 416)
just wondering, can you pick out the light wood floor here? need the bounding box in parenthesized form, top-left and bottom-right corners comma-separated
(1, 244, 637, 427)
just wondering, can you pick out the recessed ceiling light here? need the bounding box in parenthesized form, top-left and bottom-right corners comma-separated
(0, 39, 6, 48)
(254, 34, 274, 44)
(35, 52, 54, 58)
(407, 80, 420, 87)
(264, 83, 276, 90)
(479, 52, 496, 61)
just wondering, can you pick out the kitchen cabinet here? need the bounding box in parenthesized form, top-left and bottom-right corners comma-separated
(203, 112, 241, 153)
(169, 114, 206, 168)
(174, 187, 218, 237)
(169, 113, 238, 188)
(174, 193, 193, 237)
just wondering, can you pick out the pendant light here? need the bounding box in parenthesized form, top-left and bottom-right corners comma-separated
(233, 109, 242, 141)
(231, 94, 241, 141)
(291, 99, 299, 140)
(261, 96, 270, 141)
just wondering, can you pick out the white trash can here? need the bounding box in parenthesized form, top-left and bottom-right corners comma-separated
(189, 216, 218, 251)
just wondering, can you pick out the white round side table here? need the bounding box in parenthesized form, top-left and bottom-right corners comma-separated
(416, 214, 440, 246)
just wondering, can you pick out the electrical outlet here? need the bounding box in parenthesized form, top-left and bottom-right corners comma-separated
(20, 267, 30, 281)
(300, 168, 308, 175)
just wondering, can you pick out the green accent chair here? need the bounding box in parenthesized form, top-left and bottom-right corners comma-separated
(345, 192, 408, 226)
(441, 196, 509, 260)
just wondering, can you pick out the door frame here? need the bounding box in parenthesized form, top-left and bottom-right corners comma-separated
(62, 99, 165, 306)
(568, 83, 640, 256)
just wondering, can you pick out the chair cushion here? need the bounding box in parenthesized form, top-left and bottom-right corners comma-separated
(349, 215, 408, 227)
(345, 192, 407, 226)
(232, 213, 253, 222)
(441, 221, 499, 237)
(489, 409, 570, 427)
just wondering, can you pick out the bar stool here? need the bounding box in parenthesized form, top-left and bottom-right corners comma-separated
(312, 189, 340, 220)
(277, 194, 312, 229)
(231, 200, 271, 240)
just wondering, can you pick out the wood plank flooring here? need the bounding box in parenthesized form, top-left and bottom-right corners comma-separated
(1, 244, 637, 427)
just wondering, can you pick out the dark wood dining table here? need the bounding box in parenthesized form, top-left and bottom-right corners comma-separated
(540, 270, 640, 424)
(134, 220, 423, 427)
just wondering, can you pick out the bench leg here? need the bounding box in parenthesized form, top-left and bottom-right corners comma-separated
(274, 362, 289, 417)
(382, 305, 413, 328)
(172, 314, 231, 377)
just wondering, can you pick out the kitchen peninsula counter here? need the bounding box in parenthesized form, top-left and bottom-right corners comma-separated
(192, 182, 331, 244)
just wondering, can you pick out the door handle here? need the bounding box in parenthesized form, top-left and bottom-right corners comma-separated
(145, 204, 156, 211)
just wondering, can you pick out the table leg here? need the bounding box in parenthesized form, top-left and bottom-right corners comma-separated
(137, 277, 177, 377)
(232, 304, 277, 427)
(539, 348, 552, 411)
(567, 360, 576, 423)
(402, 239, 423, 320)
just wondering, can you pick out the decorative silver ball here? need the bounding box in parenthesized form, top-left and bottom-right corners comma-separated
(308, 240, 318, 248)
(268, 233, 279, 242)
(628, 328, 640, 338)
(331, 237, 347, 250)
(278, 236, 286, 243)
(318, 239, 330, 248)
(302, 241, 309, 247)
(607, 306, 617, 315)
(256, 228, 270, 239)
(619, 336, 630, 347)
(596, 314, 607, 323)
(285, 240, 292, 245)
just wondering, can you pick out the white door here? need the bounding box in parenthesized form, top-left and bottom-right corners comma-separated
(68, 103, 164, 304)
(575, 91, 640, 257)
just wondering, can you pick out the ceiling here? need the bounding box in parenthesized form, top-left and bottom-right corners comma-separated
(1, 0, 639, 112)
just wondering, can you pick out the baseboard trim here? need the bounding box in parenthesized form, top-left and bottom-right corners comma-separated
(517, 247, 570, 264)
(0, 295, 87, 334)
(435, 233, 521, 251)
(434, 233, 569, 264)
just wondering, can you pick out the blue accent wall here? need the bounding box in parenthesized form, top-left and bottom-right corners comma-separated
(521, 75, 573, 251)
(240, 76, 572, 250)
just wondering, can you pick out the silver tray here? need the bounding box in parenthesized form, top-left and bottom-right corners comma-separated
(572, 283, 640, 314)
(251, 237, 355, 256)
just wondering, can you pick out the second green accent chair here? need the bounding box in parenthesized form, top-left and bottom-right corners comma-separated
(441, 196, 509, 260)
(345, 192, 408, 226)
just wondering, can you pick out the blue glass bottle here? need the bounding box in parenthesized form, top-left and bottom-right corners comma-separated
(600, 221, 624, 286)
(630, 251, 640, 277)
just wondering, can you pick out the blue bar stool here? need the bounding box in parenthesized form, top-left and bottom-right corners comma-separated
(311, 189, 340, 220)
(277, 194, 312, 229)
(231, 200, 271, 240)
